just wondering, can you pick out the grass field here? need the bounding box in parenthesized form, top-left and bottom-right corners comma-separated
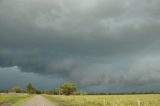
(45, 94, 160, 106)
(0, 93, 32, 106)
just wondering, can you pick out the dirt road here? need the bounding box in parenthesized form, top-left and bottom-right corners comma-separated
(23, 95, 54, 106)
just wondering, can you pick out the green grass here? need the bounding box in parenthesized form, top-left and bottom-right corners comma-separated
(0, 93, 32, 106)
(11, 94, 32, 106)
(45, 94, 160, 106)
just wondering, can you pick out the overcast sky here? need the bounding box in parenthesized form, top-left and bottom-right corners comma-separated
(0, 0, 160, 92)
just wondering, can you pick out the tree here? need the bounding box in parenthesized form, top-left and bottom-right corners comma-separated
(12, 86, 21, 93)
(26, 83, 35, 94)
(35, 89, 42, 94)
(59, 83, 77, 95)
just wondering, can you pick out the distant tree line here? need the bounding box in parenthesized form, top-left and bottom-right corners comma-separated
(0, 89, 8, 93)
(11, 82, 79, 95)
(87, 92, 160, 95)
(1, 82, 160, 95)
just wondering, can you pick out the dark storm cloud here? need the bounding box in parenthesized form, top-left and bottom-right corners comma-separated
(0, 66, 65, 90)
(0, 0, 160, 92)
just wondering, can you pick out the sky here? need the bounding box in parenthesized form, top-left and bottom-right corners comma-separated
(0, 0, 160, 93)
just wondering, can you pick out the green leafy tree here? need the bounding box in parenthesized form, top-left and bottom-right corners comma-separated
(26, 83, 35, 94)
(12, 86, 21, 93)
(59, 83, 77, 95)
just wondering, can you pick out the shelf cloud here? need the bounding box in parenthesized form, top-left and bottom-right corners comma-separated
(0, 0, 160, 92)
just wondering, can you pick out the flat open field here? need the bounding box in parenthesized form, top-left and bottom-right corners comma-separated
(1, 94, 160, 106)
(45, 94, 160, 106)
(0, 93, 32, 106)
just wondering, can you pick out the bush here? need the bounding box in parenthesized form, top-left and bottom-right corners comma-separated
(59, 83, 77, 95)
(12, 86, 21, 93)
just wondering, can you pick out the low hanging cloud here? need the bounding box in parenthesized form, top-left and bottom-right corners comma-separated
(0, 66, 65, 90)
(0, 0, 160, 92)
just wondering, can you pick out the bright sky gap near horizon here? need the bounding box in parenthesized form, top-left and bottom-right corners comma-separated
(0, 0, 160, 93)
